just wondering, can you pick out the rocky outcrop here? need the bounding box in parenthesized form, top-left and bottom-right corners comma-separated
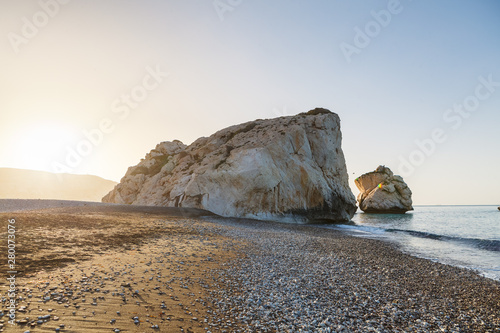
(355, 166, 413, 213)
(103, 108, 357, 223)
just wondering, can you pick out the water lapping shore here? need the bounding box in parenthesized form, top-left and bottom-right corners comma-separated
(331, 206, 500, 281)
(205, 217, 500, 332)
(0, 201, 499, 332)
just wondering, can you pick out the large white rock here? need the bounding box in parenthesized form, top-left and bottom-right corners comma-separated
(355, 165, 413, 213)
(103, 108, 357, 223)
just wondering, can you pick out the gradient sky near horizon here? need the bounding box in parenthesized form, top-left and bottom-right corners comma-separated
(1, 0, 500, 205)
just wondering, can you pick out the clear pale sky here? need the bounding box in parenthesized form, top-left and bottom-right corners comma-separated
(1, 0, 499, 205)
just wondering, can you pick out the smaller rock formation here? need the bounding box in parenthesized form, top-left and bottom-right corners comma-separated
(355, 166, 413, 213)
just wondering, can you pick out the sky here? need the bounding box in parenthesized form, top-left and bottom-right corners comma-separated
(1, 0, 500, 205)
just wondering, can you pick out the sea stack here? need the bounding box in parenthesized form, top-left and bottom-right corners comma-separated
(355, 165, 413, 213)
(103, 108, 357, 223)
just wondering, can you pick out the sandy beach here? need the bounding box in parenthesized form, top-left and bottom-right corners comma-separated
(0, 201, 499, 332)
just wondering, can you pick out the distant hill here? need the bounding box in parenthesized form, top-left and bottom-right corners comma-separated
(0, 168, 117, 202)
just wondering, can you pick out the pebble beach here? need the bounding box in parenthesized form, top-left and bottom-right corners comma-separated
(0, 200, 499, 332)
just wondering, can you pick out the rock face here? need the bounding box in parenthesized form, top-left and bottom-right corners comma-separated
(103, 108, 357, 223)
(355, 166, 413, 213)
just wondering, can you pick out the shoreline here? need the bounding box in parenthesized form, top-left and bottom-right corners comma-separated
(347, 207, 500, 282)
(205, 216, 500, 331)
(0, 201, 499, 331)
(327, 223, 500, 282)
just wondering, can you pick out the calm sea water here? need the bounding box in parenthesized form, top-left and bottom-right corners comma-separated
(327, 206, 500, 281)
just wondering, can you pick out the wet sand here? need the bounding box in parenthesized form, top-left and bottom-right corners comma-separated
(0, 202, 242, 332)
(0, 200, 499, 332)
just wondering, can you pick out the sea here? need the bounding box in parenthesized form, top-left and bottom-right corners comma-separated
(326, 205, 500, 281)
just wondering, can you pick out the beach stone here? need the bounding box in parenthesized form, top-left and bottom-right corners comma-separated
(355, 165, 413, 213)
(103, 108, 356, 223)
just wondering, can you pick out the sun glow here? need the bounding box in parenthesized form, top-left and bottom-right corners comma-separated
(11, 122, 78, 173)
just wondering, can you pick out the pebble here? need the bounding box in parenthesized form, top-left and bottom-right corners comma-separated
(201, 218, 500, 332)
(2, 209, 498, 332)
